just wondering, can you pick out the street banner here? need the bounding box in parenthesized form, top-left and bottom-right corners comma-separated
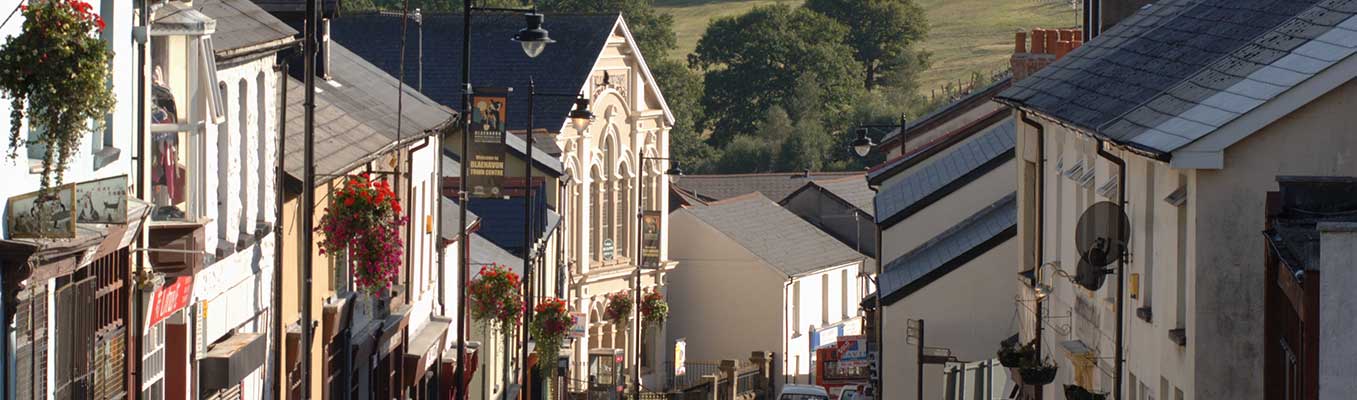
(641, 211, 662, 269)
(147, 275, 194, 329)
(76, 175, 128, 224)
(6, 183, 77, 239)
(569, 312, 587, 339)
(468, 90, 508, 198)
(674, 338, 687, 376)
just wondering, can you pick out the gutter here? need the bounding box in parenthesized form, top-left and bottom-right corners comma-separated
(992, 99, 1169, 163)
(215, 37, 300, 64)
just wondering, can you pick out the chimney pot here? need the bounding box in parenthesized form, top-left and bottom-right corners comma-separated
(1059, 29, 1074, 42)
(1031, 29, 1047, 53)
(1055, 40, 1070, 58)
(1015, 31, 1028, 53)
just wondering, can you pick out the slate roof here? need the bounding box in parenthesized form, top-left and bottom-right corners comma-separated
(685, 193, 865, 276)
(471, 233, 524, 275)
(874, 119, 1016, 227)
(996, 0, 1357, 158)
(675, 172, 863, 204)
(282, 41, 457, 181)
(326, 13, 622, 133)
(440, 198, 481, 243)
(787, 177, 875, 216)
(193, 0, 297, 54)
(880, 193, 1017, 304)
(881, 76, 1012, 146)
(867, 107, 1011, 185)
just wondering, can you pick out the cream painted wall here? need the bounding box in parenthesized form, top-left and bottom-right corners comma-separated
(879, 160, 1016, 263)
(881, 239, 1017, 400)
(1192, 77, 1357, 400)
(1318, 223, 1357, 400)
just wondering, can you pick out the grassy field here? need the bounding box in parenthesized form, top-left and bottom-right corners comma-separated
(655, 0, 1079, 95)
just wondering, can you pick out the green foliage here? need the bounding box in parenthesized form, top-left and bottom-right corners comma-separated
(714, 135, 775, 173)
(689, 4, 862, 147)
(804, 0, 929, 90)
(778, 117, 833, 172)
(346, 0, 527, 13)
(0, 0, 116, 190)
(650, 58, 719, 174)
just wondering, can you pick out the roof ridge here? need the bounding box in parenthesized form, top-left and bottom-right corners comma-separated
(868, 107, 1010, 178)
(704, 191, 771, 206)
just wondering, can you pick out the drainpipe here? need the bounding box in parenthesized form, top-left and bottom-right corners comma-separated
(272, 60, 288, 400)
(782, 279, 792, 386)
(1019, 111, 1044, 400)
(1094, 139, 1126, 400)
(131, 1, 150, 397)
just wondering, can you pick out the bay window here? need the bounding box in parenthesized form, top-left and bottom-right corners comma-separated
(149, 13, 223, 223)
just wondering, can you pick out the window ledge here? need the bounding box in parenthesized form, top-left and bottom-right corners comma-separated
(94, 146, 121, 170)
(1168, 328, 1186, 347)
(1135, 306, 1152, 323)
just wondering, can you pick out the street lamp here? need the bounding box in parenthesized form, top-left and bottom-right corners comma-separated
(513, 12, 556, 58)
(456, 4, 556, 400)
(520, 77, 591, 400)
(848, 114, 909, 158)
(633, 157, 681, 400)
(849, 115, 905, 400)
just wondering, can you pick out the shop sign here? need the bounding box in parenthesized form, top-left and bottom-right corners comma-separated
(76, 175, 128, 224)
(674, 338, 686, 376)
(602, 239, 614, 261)
(836, 336, 869, 368)
(468, 90, 508, 198)
(6, 183, 77, 238)
(640, 211, 662, 269)
(147, 275, 194, 329)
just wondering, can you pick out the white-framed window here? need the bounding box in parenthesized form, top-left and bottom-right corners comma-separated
(148, 30, 224, 223)
(841, 269, 849, 319)
(792, 281, 801, 335)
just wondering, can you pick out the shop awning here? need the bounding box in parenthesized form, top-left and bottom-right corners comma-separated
(378, 304, 412, 358)
(200, 332, 267, 393)
(403, 316, 452, 386)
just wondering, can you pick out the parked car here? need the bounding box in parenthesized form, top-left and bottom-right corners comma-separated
(834, 385, 861, 400)
(779, 384, 831, 400)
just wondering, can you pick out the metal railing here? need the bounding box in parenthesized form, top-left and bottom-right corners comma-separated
(665, 361, 725, 391)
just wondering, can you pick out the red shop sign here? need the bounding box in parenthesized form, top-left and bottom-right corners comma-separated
(147, 275, 194, 329)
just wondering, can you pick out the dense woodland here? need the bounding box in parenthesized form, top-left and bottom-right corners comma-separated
(348, 0, 960, 173)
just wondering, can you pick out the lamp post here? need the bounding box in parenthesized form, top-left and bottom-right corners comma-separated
(849, 115, 905, 400)
(633, 157, 681, 400)
(456, 6, 555, 400)
(520, 77, 593, 400)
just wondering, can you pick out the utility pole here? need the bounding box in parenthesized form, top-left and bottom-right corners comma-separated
(301, 0, 318, 397)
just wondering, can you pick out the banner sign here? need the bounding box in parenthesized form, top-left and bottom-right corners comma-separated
(674, 338, 687, 376)
(76, 175, 128, 224)
(147, 275, 194, 329)
(836, 335, 869, 367)
(569, 312, 587, 339)
(6, 183, 77, 238)
(468, 90, 508, 198)
(641, 211, 662, 269)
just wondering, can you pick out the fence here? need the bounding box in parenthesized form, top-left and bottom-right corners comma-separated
(665, 361, 725, 391)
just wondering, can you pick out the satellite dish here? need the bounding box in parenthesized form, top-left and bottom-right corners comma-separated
(1073, 201, 1129, 291)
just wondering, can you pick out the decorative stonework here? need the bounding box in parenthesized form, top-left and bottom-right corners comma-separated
(592, 70, 628, 100)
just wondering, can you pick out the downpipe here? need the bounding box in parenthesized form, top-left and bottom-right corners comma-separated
(1019, 112, 1045, 400)
(1095, 139, 1126, 400)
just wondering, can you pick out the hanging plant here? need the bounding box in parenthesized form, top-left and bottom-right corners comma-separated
(602, 291, 632, 323)
(316, 174, 406, 294)
(640, 289, 668, 325)
(467, 263, 523, 328)
(997, 338, 1037, 368)
(0, 0, 114, 190)
(1064, 385, 1108, 400)
(531, 297, 571, 395)
(1018, 357, 1059, 386)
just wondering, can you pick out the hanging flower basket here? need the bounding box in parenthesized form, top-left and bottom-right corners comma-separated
(1018, 359, 1058, 386)
(997, 339, 1037, 368)
(467, 264, 523, 329)
(316, 174, 406, 294)
(640, 289, 668, 325)
(603, 291, 632, 323)
(531, 297, 571, 394)
(1064, 385, 1108, 400)
(0, 0, 114, 190)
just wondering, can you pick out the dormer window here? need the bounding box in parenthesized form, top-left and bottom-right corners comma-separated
(149, 5, 222, 223)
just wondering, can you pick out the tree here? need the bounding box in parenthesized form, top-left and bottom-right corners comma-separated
(778, 117, 834, 171)
(714, 136, 776, 173)
(537, 0, 677, 60)
(651, 59, 718, 173)
(804, 0, 929, 91)
(689, 5, 863, 146)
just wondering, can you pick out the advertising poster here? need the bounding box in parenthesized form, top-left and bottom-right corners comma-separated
(641, 211, 662, 269)
(468, 91, 508, 198)
(6, 184, 77, 238)
(76, 175, 128, 224)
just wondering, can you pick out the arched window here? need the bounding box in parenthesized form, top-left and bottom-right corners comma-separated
(237, 79, 250, 237)
(602, 136, 617, 261)
(216, 81, 231, 248)
(256, 72, 269, 227)
(619, 165, 632, 258)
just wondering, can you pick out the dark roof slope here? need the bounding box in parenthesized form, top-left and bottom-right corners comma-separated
(874, 119, 1016, 227)
(997, 0, 1357, 157)
(195, 0, 297, 54)
(881, 193, 1017, 304)
(881, 76, 1012, 146)
(676, 172, 863, 203)
(282, 42, 456, 181)
(867, 107, 1011, 185)
(685, 193, 865, 276)
(327, 13, 620, 133)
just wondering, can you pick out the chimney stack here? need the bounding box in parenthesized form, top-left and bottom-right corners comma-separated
(1012, 27, 1083, 81)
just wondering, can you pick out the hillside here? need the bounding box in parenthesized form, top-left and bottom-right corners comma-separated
(655, 0, 1078, 96)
